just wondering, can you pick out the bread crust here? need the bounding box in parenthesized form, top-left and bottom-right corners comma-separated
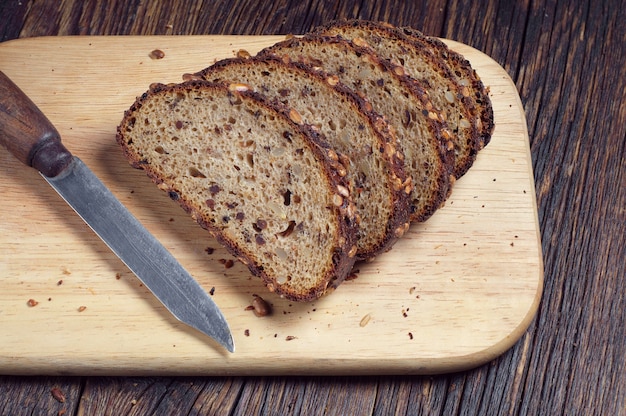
(117, 81, 358, 301)
(197, 55, 412, 260)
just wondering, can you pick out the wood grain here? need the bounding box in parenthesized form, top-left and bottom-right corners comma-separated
(0, 35, 541, 376)
(0, 0, 624, 414)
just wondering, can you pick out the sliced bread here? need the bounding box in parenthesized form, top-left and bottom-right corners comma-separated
(195, 55, 411, 260)
(313, 19, 481, 179)
(116, 81, 359, 301)
(260, 34, 455, 222)
(397, 25, 495, 148)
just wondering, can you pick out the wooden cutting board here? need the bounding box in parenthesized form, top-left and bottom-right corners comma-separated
(0, 35, 542, 376)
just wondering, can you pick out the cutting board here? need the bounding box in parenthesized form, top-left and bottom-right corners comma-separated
(0, 35, 542, 376)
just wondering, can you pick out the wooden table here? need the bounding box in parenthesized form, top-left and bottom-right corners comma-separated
(0, 1, 624, 414)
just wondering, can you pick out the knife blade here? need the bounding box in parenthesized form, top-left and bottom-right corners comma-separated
(0, 70, 234, 353)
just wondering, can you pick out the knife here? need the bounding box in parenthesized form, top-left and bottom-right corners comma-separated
(0, 71, 234, 353)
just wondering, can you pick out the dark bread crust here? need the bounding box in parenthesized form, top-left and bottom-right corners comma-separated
(260, 34, 455, 222)
(116, 80, 358, 301)
(313, 19, 482, 179)
(398, 26, 495, 148)
(197, 55, 412, 260)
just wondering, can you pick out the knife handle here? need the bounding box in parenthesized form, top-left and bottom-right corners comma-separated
(0, 71, 72, 178)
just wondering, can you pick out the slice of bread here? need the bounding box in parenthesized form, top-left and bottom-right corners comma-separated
(397, 25, 495, 148)
(116, 81, 359, 301)
(195, 55, 411, 260)
(260, 34, 455, 222)
(313, 19, 481, 179)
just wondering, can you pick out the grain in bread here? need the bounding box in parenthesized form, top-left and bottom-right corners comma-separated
(314, 19, 481, 178)
(196, 55, 411, 260)
(260, 34, 455, 222)
(116, 81, 358, 301)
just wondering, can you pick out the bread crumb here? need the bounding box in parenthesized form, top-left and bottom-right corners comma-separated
(27, 299, 39, 307)
(218, 258, 234, 268)
(57, 279, 63, 285)
(236, 49, 251, 59)
(251, 295, 271, 317)
(244, 329, 250, 336)
(205, 247, 215, 255)
(51, 387, 66, 403)
(359, 313, 371, 327)
(408, 332, 414, 340)
(285, 335, 297, 341)
(149, 49, 165, 60)
(78, 306, 87, 312)
(209, 287, 215, 296)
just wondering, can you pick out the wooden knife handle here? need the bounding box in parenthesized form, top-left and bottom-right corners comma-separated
(0, 71, 72, 178)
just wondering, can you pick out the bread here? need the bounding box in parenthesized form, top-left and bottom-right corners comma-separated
(116, 81, 359, 301)
(313, 19, 481, 179)
(260, 34, 455, 222)
(195, 55, 411, 260)
(397, 25, 495, 148)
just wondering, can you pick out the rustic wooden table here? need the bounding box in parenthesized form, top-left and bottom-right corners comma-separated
(0, 1, 624, 414)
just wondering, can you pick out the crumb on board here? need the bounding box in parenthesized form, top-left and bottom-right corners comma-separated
(359, 313, 371, 327)
(408, 332, 414, 340)
(244, 329, 250, 337)
(251, 295, 271, 317)
(285, 335, 297, 341)
(205, 247, 215, 255)
(236, 49, 251, 58)
(78, 306, 87, 312)
(27, 299, 39, 307)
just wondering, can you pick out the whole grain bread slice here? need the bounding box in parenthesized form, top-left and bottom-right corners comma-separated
(397, 25, 495, 148)
(195, 55, 411, 260)
(313, 19, 481, 179)
(260, 34, 455, 222)
(116, 81, 358, 301)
